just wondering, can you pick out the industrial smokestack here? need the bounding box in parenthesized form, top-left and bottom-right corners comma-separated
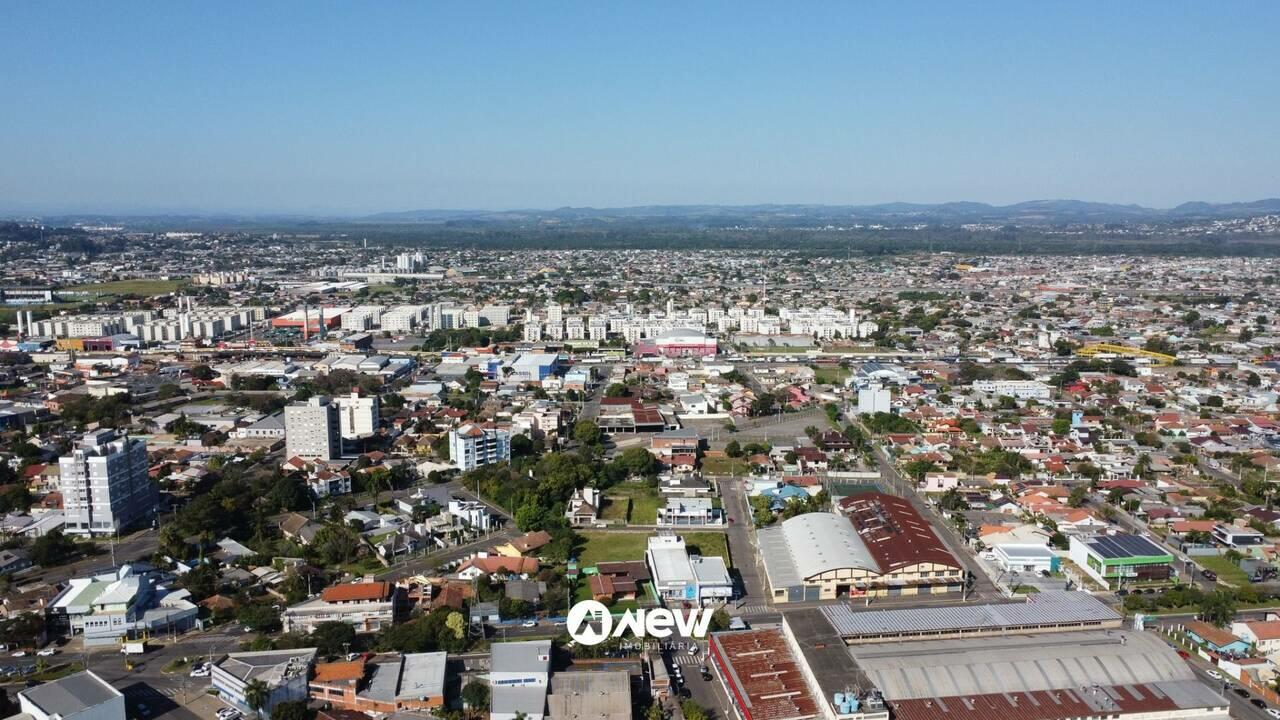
(15, 311, 24, 337)
(318, 306, 326, 340)
(26, 311, 34, 335)
(302, 304, 310, 342)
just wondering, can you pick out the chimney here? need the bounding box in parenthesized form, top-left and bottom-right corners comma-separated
(318, 306, 326, 340)
(26, 311, 34, 334)
(302, 304, 310, 342)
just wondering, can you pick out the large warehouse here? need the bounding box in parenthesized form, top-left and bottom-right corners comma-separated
(775, 593, 1229, 720)
(852, 629, 1230, 720)
(757, 493, 963, 601)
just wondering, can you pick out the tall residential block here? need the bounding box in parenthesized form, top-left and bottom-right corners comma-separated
(59, 430, 157, 536)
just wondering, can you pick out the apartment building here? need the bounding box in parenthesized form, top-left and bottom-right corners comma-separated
(285, 396, 342, 461)
(282, 581, 401, 634)
(58, 430, 157, 536)
(449, 424, 511, 471)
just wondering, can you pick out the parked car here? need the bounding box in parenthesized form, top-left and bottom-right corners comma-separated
(522, 620, 537, 628)
(1206, 669, 1223, 680)
(35, 649, 56, 657)
(1252, 698, 1267, 709)
(10, 651, 25, 658)
(1265, 708, 1280, 718)
(1232, 687, 1250, 699)
(1201, 570, 1218, 581)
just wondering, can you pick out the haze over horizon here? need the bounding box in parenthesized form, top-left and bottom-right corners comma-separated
(2, 2, 1278, 215)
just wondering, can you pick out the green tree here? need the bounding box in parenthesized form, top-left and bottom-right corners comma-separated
(30, 530, 79, 567)
(269, 701, 313, 720)
(462, 680, 491, 711)
(681, 701, 709, 720)
(604, 383, 629, 398)
(1199, 590, 1237, 628)
(244, 679, 270, 718)
(573, 420, 603, 447)
(310, 621, 357, 657)
(724, 440, 743, 458)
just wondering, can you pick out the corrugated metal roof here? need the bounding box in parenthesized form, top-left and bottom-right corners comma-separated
(852, 630, 1189, 700)
(821, 591, 1119, 638)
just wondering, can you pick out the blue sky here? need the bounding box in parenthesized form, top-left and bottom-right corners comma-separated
(1, 2, 1277, 214)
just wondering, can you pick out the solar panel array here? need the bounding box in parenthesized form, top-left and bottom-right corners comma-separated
(1087, 534, 1168, 559)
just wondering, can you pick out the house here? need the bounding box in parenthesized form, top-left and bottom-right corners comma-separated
(280, 513, 321, 545)
(495, 530, 553, 557)
(504, 579, 547, 605)
(1232, 620, 1280, 655)
(1185, 620, 1252, 656)
(655, 497, 723, 526)
(308, 652, 447, 713)
(456, 555, 539, 580)
(470, 601, 501, 624)
(282, 581, 401, 634)
(564, 487, 600, 526)
(589, 561, 650, 602)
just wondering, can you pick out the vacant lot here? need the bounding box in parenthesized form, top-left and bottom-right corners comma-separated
(811, 365, 850, 384)
(599, 482, 662, 524)
(701, 455, 750, 476)
(576, 530, 731, 568)
(1197, 555, 1250, 585)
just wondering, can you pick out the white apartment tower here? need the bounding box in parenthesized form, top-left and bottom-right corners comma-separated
(59, 430, 157, 536)
(449, 424, 511, 471)
(285, 396, 342, 461)
(335, 391, 379, 439)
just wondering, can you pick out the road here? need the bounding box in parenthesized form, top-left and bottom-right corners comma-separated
(865, 440, 999, 601)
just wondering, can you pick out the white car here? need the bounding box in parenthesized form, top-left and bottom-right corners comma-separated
(1205, 669, 1223, 680)
(10, 651, 25, 658)
(1266, 709, 1280, 719)
(217, 708, 241, 720)
(36, 649, 56, 657)
(687, 645, 700, 655)
(522, 620, 537, 628)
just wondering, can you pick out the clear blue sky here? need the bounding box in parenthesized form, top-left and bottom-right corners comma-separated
(2, 2, 1277, 214)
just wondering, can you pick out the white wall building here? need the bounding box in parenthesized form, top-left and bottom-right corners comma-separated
(285, 396, 341, 461)
(59, 430, 157, 536)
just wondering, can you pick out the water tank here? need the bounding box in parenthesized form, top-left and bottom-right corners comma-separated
(833, 693, 845, 706)
(847, 698, 860, 712)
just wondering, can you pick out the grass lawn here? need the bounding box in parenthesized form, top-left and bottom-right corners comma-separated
(576, 530, 732, 569)
(64, 279, 188, 296)
(702, 456, 750, 476)
(605, 482, 662, 524)
(683, 532, 731, 567)
(576, 532, 648, 568)
(812, 366, 850, 384)
(1197, 555, 1250, 585)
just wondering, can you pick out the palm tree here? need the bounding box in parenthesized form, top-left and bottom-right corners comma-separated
(244, 679, 270, 718)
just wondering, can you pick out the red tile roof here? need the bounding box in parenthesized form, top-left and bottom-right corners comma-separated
(321, 581, 393, 603)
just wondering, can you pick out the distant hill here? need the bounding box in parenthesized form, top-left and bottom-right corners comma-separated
(354, 198, 1280, 226)
(21, 197, 1280, 229)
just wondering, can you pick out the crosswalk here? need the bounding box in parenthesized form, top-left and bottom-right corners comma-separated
(670, 653, 705, 668)
(735, 603, 775, 616)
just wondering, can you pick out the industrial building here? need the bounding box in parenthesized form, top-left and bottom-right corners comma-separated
(778, 593, 1226, 720)
(546, 671, 631, 720)
(819, 591, 1122, 644)
(491, 640, 552, 720)
(852, 630, 1230, 720)
(1068, 533, 1175, 589)
(757, 493, 963, 602)
(709, 628, 823, 720)
(308, 652, 446, 713)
